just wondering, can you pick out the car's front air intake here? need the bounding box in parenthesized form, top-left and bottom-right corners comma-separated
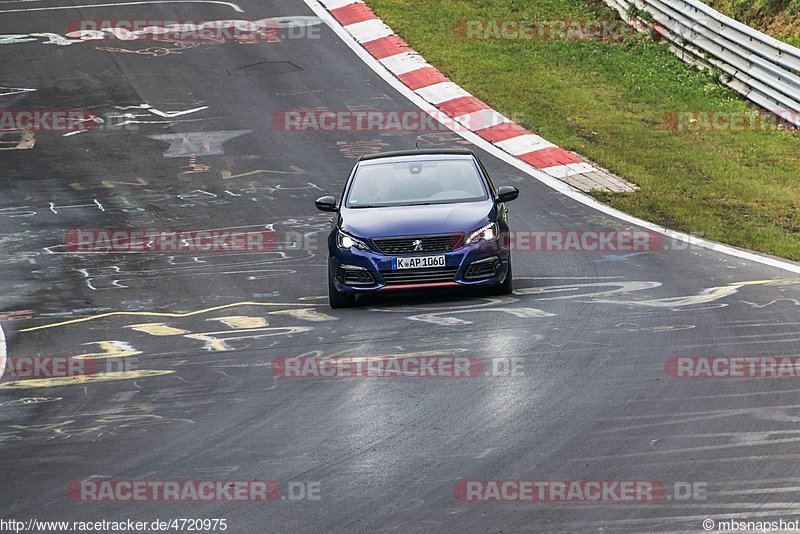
(380, 267, 459, 285)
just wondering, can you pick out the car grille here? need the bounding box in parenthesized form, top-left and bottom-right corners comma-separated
(380, 267, 458, 285)
(371, 234, 462, 255)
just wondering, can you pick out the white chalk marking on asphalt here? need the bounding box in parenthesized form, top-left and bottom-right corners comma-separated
(0, 0, 244, 14)
(476, 448, 494, 458)
(148, 130, 252, 158)
(114, 104, 209, 118)
(0, 86, 36, 96)
(305, 0, 800, 274)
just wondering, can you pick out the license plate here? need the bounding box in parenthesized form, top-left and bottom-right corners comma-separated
(392, 255, 446, 269)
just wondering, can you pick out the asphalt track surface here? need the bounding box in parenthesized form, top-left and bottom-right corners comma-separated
(1, 1, 800, 532)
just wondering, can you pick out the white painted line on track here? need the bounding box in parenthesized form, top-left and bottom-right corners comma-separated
(0, 86, 36, 97)
(303, 0, 800, 275)
(0, 0, 244, 13)
(0, 324, 6, 381)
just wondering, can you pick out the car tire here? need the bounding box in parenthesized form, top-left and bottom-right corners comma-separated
(490, 260, 513, 295)
(329, 268, 356, 308)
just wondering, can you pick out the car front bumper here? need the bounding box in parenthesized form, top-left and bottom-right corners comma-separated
(329, 240, 510, 293)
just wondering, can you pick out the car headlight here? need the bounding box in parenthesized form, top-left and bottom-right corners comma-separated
(466, 222, 498, 245)
(337, 229, 370, 251)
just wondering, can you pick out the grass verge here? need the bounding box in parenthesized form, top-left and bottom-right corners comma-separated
(703, 0, 800, 47)
(367, 0, 800, 261)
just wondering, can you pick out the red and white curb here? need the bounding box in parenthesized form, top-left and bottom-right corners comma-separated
(317, 0, 637, 194)
(305, 0, 800, 274)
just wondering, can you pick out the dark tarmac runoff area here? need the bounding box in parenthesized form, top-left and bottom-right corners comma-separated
(1, 1, 800, 532)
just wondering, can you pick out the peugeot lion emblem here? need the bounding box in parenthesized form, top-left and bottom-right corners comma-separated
(412, 239, 423, 252)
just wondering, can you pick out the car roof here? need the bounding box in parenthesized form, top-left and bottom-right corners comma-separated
(358, 148, 476, 163)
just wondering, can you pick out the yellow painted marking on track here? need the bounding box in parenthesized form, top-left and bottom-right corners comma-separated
(738, 279, 795, 287)
(18, 301, 316, 333)
(210, 316, 268, 329)
(184, 326, 313, 351)
(183, 334, 233, 352)
(101, 177, 149, 188)
(74, 340, 141, 360)
(221, 165, 304, 180)
(302, 348, 472, 362)
(268, 309, 336, 322)
(9, 421, 72, 432)
(603, 279, 798, 308)
(128, 323, 190, 336)
(0, 370, 173, 389)
(193, 326, 313, 336)
(0, 130, 34, 150)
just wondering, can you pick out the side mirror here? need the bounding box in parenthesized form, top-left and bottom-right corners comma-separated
(315, 195, 338, 212)
(496, 186, 519, 203)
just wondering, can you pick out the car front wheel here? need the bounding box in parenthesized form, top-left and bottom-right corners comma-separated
(490, 261, 513, 295)
(328, 267, 356, 308)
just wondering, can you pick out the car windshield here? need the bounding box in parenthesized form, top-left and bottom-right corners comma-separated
(346, 158, 489, 208)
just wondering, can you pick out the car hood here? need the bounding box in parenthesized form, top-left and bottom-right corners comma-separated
(340, 201, 494, 238)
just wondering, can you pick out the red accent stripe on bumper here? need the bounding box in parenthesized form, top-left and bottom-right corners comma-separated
(379, 282, 460, 291)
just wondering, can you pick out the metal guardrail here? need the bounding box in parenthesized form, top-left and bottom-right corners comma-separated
(604, 0, 800, 126)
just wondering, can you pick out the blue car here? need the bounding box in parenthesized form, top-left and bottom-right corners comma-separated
(315, 149, 519, 308)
